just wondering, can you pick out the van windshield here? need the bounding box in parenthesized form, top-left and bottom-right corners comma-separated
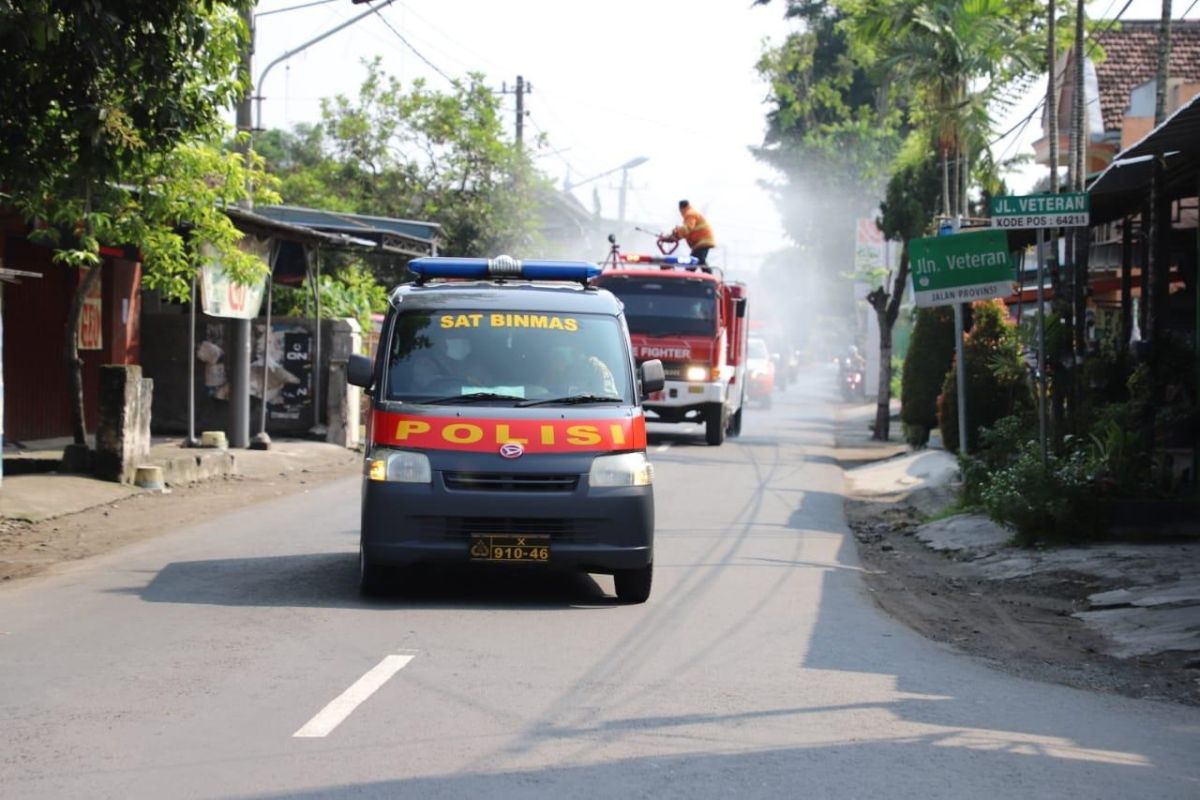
(385, 311, 633, 404)
(596, 276, 717, 337)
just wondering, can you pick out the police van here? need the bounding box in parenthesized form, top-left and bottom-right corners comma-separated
(347, 256, 665, 603)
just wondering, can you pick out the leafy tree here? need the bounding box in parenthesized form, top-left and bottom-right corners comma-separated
(275, 263, 388, 338)
(0, 1, 272, 449)
(846, 0, 1043, 217)
(867, 137, 941, 440)
(274, 59, 551, 259)
(753, 0, 902, 321)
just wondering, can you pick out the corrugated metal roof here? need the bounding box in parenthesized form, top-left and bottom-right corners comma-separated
(1119, 91, 1200, 159)
(256, 205, 440, 249)
(1086, 92, 1200, 225)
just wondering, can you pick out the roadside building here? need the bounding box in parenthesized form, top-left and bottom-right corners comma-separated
(0, 204, 439, 454)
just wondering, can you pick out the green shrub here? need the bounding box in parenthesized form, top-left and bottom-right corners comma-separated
(1082, 404, 1151, 497)
(938, 299, 1031, 453)
(981, 441, 1105, 545)
(900, 306, 955, 447)
(959, 414, 1032, 506)
(275, 263, 388, 335)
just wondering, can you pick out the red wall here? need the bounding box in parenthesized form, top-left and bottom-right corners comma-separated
(1, 231, 141, 443)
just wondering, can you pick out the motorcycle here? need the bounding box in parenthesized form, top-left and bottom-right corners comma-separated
(839, 358, 866, 401)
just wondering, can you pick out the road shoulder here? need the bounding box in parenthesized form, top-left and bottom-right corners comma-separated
(0, 442, 359, 585)
(835, 403, 1200, 707)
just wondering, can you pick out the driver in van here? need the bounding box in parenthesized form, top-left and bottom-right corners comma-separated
(401, 335, 492, 392)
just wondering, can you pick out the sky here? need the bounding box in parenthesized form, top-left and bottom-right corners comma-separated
(249, 0, 1200, 271)
(251, 0, 797, 272)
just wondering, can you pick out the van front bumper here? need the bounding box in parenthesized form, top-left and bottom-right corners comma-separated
(361, 478, 653, 574)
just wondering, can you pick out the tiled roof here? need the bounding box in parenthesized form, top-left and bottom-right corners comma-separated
(1095, 20, 1200, 131)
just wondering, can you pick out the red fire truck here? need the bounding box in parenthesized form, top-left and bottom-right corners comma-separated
(594, 244, 748, 445)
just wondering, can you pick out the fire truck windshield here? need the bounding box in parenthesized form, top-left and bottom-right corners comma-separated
(385, 310, 633, 404)
(598, 277, 717, 337)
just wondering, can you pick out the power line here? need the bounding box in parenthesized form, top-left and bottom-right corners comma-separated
(989, 0, 1135, 148)
(370, 6, 456, 84)
(257, 0, 340, 17)
(524, 111, 585, 178)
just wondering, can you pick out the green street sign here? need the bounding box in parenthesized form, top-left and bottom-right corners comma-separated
(910, 229, 1016, 308)
(990, 192, 1089, 229)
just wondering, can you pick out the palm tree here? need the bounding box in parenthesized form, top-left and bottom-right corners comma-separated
(850, 0, 1040, 218)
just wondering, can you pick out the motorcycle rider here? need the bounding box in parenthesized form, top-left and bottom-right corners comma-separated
(843, 345, 865, 374)
(839, 345, 866, 398)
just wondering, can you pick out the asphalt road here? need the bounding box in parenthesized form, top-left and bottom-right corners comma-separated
(2, 367, 1198, 799)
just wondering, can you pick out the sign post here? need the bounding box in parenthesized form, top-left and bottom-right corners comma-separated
(911, 228, 1018, 455)
(989, 192, 1089, 229)
(990, 193, 1090, 465)
(910, 229, 1017, 309)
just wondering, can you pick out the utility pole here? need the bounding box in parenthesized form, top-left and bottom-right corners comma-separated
(500, 76, 531, 148)
(229, 3, 255, 450)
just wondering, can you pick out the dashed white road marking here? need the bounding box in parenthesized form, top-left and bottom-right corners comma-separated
(293, 654, 414, 738)
(655, 442, 672, 453)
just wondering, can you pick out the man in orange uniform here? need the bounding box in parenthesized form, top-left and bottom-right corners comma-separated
(663, 199, 716, 266)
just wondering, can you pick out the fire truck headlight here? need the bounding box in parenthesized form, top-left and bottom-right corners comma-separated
(589, 452, 653, 488)
(367, 449, 432, 483)
(685, 365, 708, 382)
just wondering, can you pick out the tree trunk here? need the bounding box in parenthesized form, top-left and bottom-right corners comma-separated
(1120, 218, 1133, 351)
(874, 315, 894, 437)
(1074, 0, 1087, 192)
(64, 263, 103, 446)
(1154, 1, 1173, 125)
(868, 241, 911, 441)
(1047, 0, 1059, 194)
(941, 148, 951, 218)
(959, 145, 969, 218)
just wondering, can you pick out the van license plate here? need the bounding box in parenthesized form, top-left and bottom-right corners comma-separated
(469, 535, 550, 562)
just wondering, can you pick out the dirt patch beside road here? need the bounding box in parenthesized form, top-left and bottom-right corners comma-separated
(847, 499, 1200, 706)
(0, 451, 358, 584)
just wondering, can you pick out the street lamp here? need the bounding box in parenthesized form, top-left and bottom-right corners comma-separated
(563, 156, 649, 229)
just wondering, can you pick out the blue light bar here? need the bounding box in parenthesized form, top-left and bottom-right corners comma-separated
(408, 256, 601, 283)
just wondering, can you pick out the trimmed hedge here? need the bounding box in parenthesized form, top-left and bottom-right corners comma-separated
(899, 306, 955, 447)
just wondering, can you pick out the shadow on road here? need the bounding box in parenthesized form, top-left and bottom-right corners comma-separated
(233, 733, 1166, 799)
(114, 554, 616, 611)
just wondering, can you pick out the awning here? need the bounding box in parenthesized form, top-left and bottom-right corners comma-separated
(1087, 93, 1200, 226)
(254, 205, 440, 258)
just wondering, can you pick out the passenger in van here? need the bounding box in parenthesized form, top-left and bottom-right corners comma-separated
(541, 346, 618, 397)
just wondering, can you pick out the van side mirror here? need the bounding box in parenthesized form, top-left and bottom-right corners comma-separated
(640, 359, 665, 397)
(348, 353, 374, 390)
(735, 298, 747, 319)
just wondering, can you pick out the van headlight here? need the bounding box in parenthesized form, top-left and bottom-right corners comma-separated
(589, 452, 653, 487)
(367, 449, 432, 483)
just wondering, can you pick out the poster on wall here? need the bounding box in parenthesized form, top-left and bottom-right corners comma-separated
(77, 269, 103, 350)
(250, 323, 313, 422)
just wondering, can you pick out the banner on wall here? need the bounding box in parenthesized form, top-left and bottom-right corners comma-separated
(200, 238, 269, 319)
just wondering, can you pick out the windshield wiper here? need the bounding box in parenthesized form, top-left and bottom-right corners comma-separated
(517, 394, 625, 407)
(420, 392, 526, 405)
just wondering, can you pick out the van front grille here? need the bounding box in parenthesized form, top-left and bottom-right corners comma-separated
(408, 517, 600, 543)
(443, 471, 579, 492)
